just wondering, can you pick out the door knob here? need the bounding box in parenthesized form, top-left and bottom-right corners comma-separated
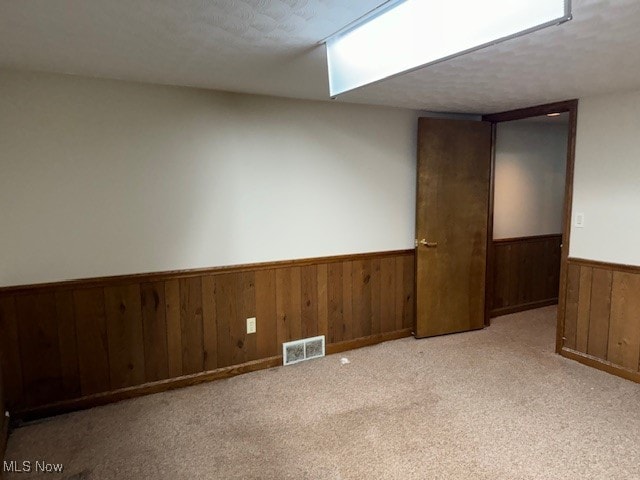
(419, 239, 438, 248)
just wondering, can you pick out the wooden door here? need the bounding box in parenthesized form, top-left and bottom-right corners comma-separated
(415, 118, 492, 338)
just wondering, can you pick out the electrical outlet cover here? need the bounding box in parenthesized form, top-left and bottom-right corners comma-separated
(246, 317, 256, 334)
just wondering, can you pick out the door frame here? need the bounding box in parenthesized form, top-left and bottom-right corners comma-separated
(481, 99, 579, 354)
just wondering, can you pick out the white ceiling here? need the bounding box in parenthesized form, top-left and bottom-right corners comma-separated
(1, 0, 639, 114)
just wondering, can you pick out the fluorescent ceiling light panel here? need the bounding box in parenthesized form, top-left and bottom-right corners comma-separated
(326, 0, 571, 96)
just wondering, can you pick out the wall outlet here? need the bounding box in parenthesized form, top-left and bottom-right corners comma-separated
(575, 212, 585, 228)
(246, 317, 256, 334)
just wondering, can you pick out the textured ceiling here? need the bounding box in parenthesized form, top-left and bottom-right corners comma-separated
(1, 0, 640, 113)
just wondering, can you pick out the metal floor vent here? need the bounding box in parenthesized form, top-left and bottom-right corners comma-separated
(283, 335, 325, 366)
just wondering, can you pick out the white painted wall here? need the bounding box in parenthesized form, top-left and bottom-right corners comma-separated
(570, 90, 640, 265)
(0, 71, 418, 287)
(493, 120, 568, 239)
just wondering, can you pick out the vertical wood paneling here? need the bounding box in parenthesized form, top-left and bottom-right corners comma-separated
(326, 262, 343, 343)
(164, 280, 183, 377)
(342, 262, 354, 341)
(493, 245, 511, 307)
(255, 269, 278, 358)
(214, 272, 257, 366)
(74, 288, 110, 395)
(140, 282, 169, 382)
(179, 277, 204, 374)
(394, 257, 405, 331)
(104, 284, 145, 389)
(276, 267, 302, 344)
(351, 259, 372, 339)
(211, 273, 254, 366)
(15, 293, 62, 406)
(380, 258, 396, 333)
(402, 255, 415, 330)
(507, 244, 520, 306)
(515, 242, 529, 305)
(215, 273, 236, 368)
(491, 235, 562, 315)
(587, 268, 612, 359)
(55, 291, 81, 399)
(201, 276, 218, 371)
(563, 264, 580, 350)
(0, 251, 414, 414)
(607, 272, 640, 371)
(316, 265, 329, 338)
(0, 296, 24, 408)
(0, 359, 5, 443)
(562, 261, 640, 379)
(527, 242, 541, 301)
(300, 265, 318, 338)
(547, 237, 562, 300)
(575, 267, 593, 353)
(0, 356, 4, 415)
(235, 272, 256, 364)
(370, 259, 382, 335)
(0, 358, 6, 463)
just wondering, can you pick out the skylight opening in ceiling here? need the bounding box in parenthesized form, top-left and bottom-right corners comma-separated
(325, 0, 571, 97)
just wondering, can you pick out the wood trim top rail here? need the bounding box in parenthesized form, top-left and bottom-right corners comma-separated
(0, 249, 414, 296)
(567, 257, 640, 274)
(482, 99, 579, 123)
(493, 233, 562, 245)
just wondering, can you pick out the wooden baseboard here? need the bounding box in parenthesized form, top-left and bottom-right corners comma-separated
(12, 328, 412, 423)
(14, 356, 282, 422)
(325, 328, 412, 355)
(491, 298, 558, 317)
(561, 348, 640, 384)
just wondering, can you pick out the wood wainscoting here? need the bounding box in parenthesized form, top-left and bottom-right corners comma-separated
(561, 258, 640, 383)
(0, 360, 7, 467)
(0, 250, 415, 421)
(490, 234, 562, 317)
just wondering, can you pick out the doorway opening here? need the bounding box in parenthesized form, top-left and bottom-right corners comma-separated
(483, 101, 578, 353)
(488, 112, 569, 317)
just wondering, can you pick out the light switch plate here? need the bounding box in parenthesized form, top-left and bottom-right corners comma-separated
(575, 213, 585, 228)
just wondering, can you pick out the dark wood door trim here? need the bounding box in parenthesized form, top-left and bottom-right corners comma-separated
(482, 99, 579, 354)
(482, 100, 578, 123)
(484, 123, 497, 326)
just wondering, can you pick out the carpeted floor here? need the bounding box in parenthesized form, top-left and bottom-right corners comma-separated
(5, 306, 640, 479)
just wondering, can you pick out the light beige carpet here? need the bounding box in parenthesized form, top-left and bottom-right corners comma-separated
(5, 306, 640, 479)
